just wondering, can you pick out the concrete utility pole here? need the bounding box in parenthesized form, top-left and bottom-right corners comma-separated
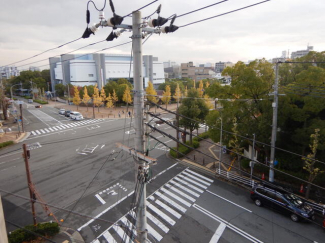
(132, 11, 148, 242)
(250, 133, 256, 183)
(23, 144, 37, 226)
(269, 62, 279, 182)
(176, 99, 180, 158)
(219, 117, 223, 174)
(20, 104, 24, 132)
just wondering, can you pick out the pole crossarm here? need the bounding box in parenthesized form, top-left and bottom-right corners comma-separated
(116, 143, 157, 164)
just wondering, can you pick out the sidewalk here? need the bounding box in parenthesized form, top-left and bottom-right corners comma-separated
(51, 227, 85, 243)
(0, 115, 29, 145)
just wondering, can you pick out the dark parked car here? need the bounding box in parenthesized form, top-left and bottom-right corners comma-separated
(250, 184, 315, 222)
(65, 110, 72, 117)
(35, 105, 42, 108)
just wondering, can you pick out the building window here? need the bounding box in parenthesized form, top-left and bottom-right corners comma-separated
(89, 74, 94, 77)
(153, 73, 156, 76)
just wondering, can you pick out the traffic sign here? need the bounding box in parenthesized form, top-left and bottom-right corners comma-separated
(222, 145, 227, 154)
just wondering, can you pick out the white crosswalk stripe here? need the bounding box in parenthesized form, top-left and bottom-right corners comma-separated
(92, 169, 214, 243)
(30, 119, 106, 136)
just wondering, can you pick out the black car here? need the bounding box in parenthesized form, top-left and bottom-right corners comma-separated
(250, 184, 315, 222)
(65, 110, 71, 117)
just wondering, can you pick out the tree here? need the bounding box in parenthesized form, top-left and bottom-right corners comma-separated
(179, 88, 209, 144)
(173, 83, 182, 104)
(303, 129, 324, 199)
(205, 81, 210, 88)
(198, 80, 204, 97)
(112, 89, 118, 106)
(100, 88, 106, 106)
(184, 86, 188, 97)
(146, 81, 158, 104)
(204, 94, 213, 109)
(93, 85, 102, 112)
(122, 85, 132, 105)
(106, 93, 114, 108)
(161, 85, 171, 109)
(228, 119, 244, 174)
(55, 84, 65, 97)
(73, 85, 81, 110)
(82, 86, 91, 111)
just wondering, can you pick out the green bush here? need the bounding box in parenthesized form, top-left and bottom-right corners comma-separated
(0, 141, 14, 149)
(34, 99, 48, 104)
(8, 222, 59, 243)
(170, 140, 201, 158)
(23, 96, 32, 99)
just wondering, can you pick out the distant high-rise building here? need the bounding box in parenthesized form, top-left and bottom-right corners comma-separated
(291, 45, 313, 59)
(281, 51, 287, 58)
(181, 62, 216, 81)
(0, 66, 20, 80)
(215, 61, 234, 73)
(163, 60, 177, 68)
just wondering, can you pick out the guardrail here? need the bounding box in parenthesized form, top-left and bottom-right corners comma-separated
(216, 169, 325, 215)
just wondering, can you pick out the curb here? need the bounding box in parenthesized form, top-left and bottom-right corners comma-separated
(14, 132, 30, 143)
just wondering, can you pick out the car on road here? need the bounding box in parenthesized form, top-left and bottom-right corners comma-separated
(28, 99, 33, 103)
(59, 109, 65, 115)
(35, 105, 42, 108)
(65, 110, 72, 117)
(250, 183, 315, 222)
(70, 111, 83, 120)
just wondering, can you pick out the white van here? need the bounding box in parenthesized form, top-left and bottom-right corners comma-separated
(70, 111, 83, 120)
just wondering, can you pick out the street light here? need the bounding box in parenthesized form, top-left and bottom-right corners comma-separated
(10, 83, 22, 99)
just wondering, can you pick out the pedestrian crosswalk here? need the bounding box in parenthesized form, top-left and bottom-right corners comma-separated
(30, 119, 106, 136)
(92, 169, 214, 243)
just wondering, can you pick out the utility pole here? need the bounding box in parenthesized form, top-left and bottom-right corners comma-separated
(176, 99, 180, 158)
(250, 133, 256, 183)
(218, 117, 223, 174)
(22, 144, 37, 226)
(132, 11, 148, 242)
(19, 103, 24, 132)
(269, 62, 279, 183)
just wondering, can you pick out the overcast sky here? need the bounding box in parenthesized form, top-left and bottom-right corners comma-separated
(1, 0, 324, 70)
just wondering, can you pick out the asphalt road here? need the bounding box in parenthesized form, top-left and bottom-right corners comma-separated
(1, 102, 324, 243)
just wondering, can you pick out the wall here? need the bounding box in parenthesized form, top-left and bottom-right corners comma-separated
(0, 195, 8, 243)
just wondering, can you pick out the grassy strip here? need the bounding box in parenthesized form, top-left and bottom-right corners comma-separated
(0, 140, 14, 149)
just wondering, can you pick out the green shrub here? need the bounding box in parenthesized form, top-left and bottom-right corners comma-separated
(8, 222, 59, 243)
(170, 140, 201, 158)
(0, 141, 14, 149)
(23, 96, 32, 99)
(34, 99, 48, 104)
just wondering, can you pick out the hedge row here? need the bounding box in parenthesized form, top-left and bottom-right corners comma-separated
(8, 222, 59, 243)
(34, 99, 48, 104)
(170, 132, 209, 158)
(0, 141, 14, 149)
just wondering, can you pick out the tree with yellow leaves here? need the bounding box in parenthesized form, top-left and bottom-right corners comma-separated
(173, 83, 182, 104)
(93, 84, 102, 112)
(184, 86, 188, 97)
(112, 89, 118, 107)
(161, 85, 171, 109)
(100, 88, 106, 106)
(198, 80, 204, 97)
(82, 86, 91, 111)
(122, 85, 132, 105)
(205, 81, 210, 88)
(73, 86, 81, 110)
(204, 94, 213, 109)
(106, 93, 114, 108)
(146, 81, 158, 104)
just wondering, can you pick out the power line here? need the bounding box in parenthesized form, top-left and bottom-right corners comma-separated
(175, 0, 228, 19)
(122, 0, 159, 18)
(148, 101, 325, 167)
(2, 37, 83, 68)
(179, 0, 271, 28)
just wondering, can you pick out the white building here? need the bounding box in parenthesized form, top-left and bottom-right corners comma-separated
(291, 45, 313, 59)
(0, 66, 20, 80)
(49, 53, 165, 91)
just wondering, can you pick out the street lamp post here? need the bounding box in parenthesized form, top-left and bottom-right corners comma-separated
(10, 83, 22, 99)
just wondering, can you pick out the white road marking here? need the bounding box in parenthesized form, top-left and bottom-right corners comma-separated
(95, 194, 106, 205)
(185, 169, 214, 183)
(44, 128, 50, 133)
(177, 175, 207, 189)
(146, 211, 169, 233)
(113, 225, 134, 243)
(48, 128, 54, 132)
(103, 231, 117, 243)
(159, 188, 192, 207)
(168, 181, 200, 197)
(154, 191, 187, 213)
(172, 177, 204, 193)
(182, 171, 211, 185)
(155, 199, 182, 219)
(209, 223, 226, 243)
(40, 129, 46, 134)
(147, 203, 176, 225)
(165, 184, 196, 202)
(31, 131, 36, 135)
(206, 190, 252, 213)
(101, 145, 105, 149)
(193, 204, 263, 243)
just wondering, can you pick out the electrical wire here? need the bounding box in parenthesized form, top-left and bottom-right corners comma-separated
(122, 0, 159, 18)
(173, 0, 228, 19)
(61, 150, 121, 225)
(179, 0, 271, 28)
(148, 100, 325, 167)
(87, 0, 107, 11)
(2, 37, 82, 67)
(0, 188, 121, 226)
